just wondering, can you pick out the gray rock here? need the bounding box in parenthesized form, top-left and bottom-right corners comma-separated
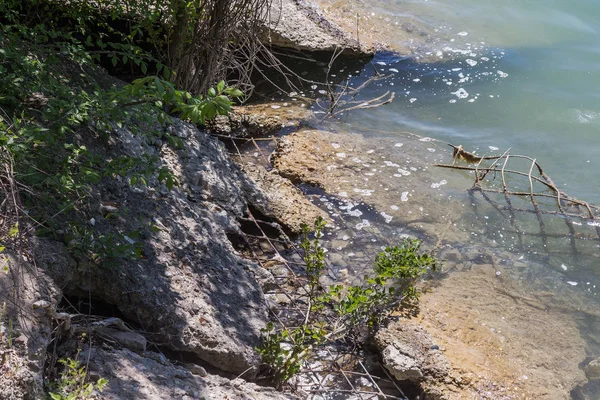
(185, 363, 208, 377)
(96, 328, 147, 352)
(376, 320, 450, 388)
(34, 117, 276, 375)
(381, 345, 423, 381)
(259, 0, 368, 55)
(585, 358, 600, 381)
(89, 347, 297, 400)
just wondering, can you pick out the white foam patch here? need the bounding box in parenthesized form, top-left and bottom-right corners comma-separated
(331, 143, 340, 149)
(384, 161, 400, 167)
(561, 264, 568, 271)
(353, 188, 375, 196)
(376, 61, 387, 66)
(567, 281, 578, 286)
(394, 143, 404, 147)
(413, 78, 421, 82)
(396, 168, 411, 176)
(380, 212, 393, 223)
(497, 70, 509, 78)
(409, 98, 417, 103)
(457, 31, 468, 36)
(389, 68, 399, 73)
(488, 146, 499, 151)
(401, 192, 409, 202)
(431, 180, 448, 189)
(390, 205, 399, 210)
(355, 219, 371, 230)
(427, 148, 436, 152)
(336, 152, 346, 158)
(465, 59, 478, 66)
(452, 88, 469, 99)
(340, 202, 362, 217)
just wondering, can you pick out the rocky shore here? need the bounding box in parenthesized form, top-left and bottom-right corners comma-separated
(3, 1, 599, 400)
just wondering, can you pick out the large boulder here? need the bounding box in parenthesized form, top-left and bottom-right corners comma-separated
(35, 118, 276, 375)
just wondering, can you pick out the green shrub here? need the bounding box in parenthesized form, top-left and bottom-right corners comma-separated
(258, 221, 437, 387)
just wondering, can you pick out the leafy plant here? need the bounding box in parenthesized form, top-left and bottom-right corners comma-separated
(48, 357, 107, 400)
(257, 322, 327, 387)
(258, 222, 437, 387)
(299, 216, 327, 294)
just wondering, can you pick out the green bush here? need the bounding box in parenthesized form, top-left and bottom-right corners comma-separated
(258, 220, 437, 387)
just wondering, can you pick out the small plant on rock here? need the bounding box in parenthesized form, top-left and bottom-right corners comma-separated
(258, 220, 437, 387)
(48, 357, 107, 400)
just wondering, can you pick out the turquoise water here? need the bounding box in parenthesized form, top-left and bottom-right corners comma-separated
(291, 2, 600, 394)
(336, 0, 600, 203)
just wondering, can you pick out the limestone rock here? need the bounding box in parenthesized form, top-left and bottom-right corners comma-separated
(376, 320, 451, 396)
(34, 118, 275, 375)
(243, 163, 329, 234)
(207, 102, 314, 138)
(88, 347, 298, 400)
(259, 0, 368, 55)
(96, 328, 147, 352)
(381, 345, 423, 381)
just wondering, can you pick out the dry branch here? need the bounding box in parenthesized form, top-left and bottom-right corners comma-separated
(436, 145, 600, 243)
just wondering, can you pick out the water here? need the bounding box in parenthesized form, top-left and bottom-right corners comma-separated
(282, 0, 600, 396)
(319, 0, 600, 203)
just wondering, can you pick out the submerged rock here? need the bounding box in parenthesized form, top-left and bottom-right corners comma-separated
(585, 358, 600, 381)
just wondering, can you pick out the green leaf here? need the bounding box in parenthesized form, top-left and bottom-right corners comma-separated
(225, 88, 244, 98)
(166, 176, 174, 191)
(111, 56, 118, 67)
(8, 223, 18, 238)
(208, 88, 216, 97)
(216, 80, 225, 93)
(140, 62, 147, 74)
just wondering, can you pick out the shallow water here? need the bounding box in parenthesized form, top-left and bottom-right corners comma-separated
(287, 0, 600, 396)
(317, 0, 600, 203)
